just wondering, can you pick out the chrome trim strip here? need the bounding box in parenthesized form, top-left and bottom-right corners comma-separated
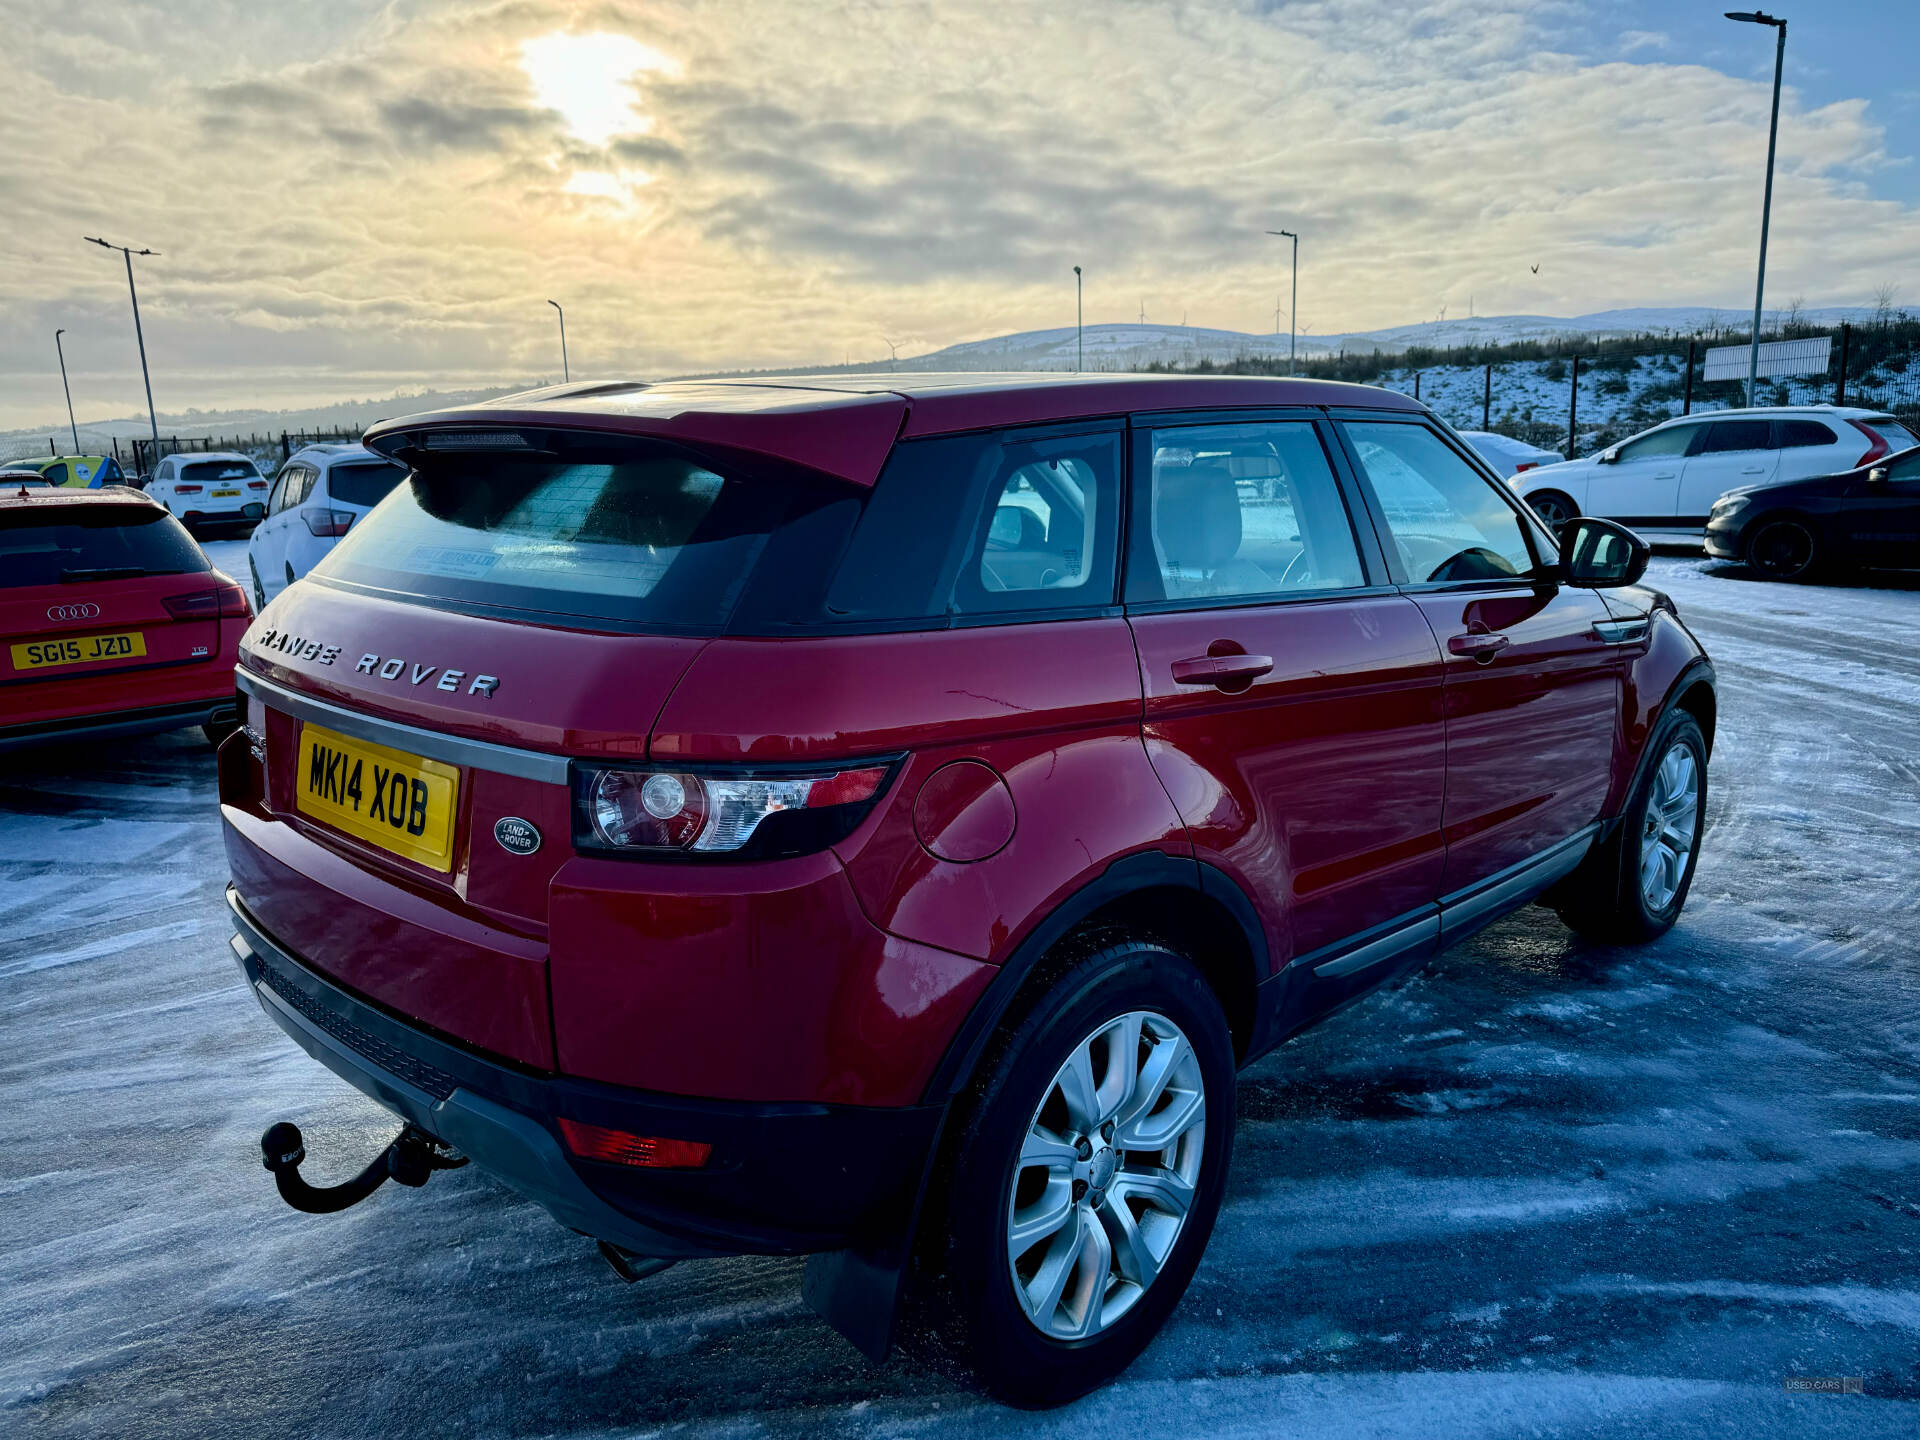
(235, 668, 571, 783)
(1312, 911, 1441, 979)
(1440, 823, 1601, 935)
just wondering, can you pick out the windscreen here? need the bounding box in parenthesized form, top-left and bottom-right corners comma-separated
(1, 506, 210, 588)
(325, 461, 407, 508)
(310, 442, 837, 630)
(181, 459, 262, 484)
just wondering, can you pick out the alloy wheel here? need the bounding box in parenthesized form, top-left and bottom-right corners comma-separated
(1639, 741, 1700, 912)
(1526, 492, 1573, 533)
(1749, 520, 1814, 580)
(1006, 1010, 1206, 1340)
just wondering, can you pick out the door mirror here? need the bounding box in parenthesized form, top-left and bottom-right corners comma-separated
(1558, 516, 1649, 589)
(1867, 466, 1890, 484)
(1597, 447, 1620, 465)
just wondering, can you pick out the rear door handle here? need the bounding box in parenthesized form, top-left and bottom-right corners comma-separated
(1171, 654, 1274, 687)
(1447, 632, 1511, 660)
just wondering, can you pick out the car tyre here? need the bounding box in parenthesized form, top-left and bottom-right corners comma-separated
(1553, 708, 1707, 944)
(1523, 490, 1577, 534)
(1746, 517, 1819, 581)
(906, 936, 1235, 1408)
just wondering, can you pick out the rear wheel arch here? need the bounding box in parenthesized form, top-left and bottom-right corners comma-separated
(920, 852, 1266, 1103)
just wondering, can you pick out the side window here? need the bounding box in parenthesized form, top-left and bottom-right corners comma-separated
(1886, 451, 1920, 483)
(1130, 421, 1364, 603)
(1776, 420, 1837, 449)
(1616, 425, 1696, 461)
(268, 468, 298, 514)
(1344, 422, 1539, 584)
(1697, 419, 1772, 455)
(44, 462, 69, 486)
(952, 432, 1120, 616)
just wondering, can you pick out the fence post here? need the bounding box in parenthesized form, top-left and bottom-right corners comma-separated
(1482, 364, 1492, 429)
(1682, 340, 1695, 415)
(1567, 355, 1580, 460)
(1834, 322, 1850, 406)
(1413, 371, 1421, 401)
(49, 438, 56, 456)
(281, 432, 290, 463)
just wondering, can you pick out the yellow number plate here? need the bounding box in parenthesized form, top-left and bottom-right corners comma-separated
(296, 723, 460, 871)
(211, 488, 243, 498)
(10, 631, 147, 672)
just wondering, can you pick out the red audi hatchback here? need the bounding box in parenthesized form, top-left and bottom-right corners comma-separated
(2, 486, 248, 751)
(221, 374, 1714, 1404)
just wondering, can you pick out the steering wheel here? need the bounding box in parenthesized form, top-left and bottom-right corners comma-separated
(1425, 546, 1519, 583)
(1279, 551, 1312, 589)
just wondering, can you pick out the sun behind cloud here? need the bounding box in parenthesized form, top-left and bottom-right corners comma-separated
(520, 30, 676, 147)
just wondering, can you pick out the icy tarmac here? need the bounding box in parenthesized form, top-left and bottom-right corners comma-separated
(3, 554, 1917, 1437)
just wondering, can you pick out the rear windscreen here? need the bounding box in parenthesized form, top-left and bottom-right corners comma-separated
(1867, 421, 1918, 453)
(324, 461, 407, 508)
(181, 459, 261, 484)
(0, 506, 210, 588)
(309, 442, 848, 630)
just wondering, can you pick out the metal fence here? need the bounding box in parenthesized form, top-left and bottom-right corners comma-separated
(0, 427, 366, 476)
(1382, 321, 1920, 460)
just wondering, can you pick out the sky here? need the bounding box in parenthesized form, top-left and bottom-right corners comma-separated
(2, 0, 1918, 431)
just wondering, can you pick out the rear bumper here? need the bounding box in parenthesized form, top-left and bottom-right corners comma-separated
(0, 695, 237, 753)
(225, 886, 944, 1260)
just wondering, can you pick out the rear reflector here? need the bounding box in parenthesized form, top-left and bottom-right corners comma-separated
(558, 1118, 712, 1169)
(174, 484, 203, 494)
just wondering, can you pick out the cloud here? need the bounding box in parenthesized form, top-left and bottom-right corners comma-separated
(1620, 30, 1669, 55)
(0, 0, 1916, 430)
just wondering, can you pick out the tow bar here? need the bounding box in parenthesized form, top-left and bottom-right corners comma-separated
(260, 1120, 468, 1214)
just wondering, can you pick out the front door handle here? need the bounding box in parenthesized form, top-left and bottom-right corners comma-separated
(1740, 466, 1766, 474)
(1448, 632, 1511, 660)
(1171, 653, 1274, 687)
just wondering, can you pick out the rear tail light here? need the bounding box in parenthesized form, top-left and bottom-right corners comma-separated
(558, 1119, 711, 1169)
(1849, 420, 1891, 469)
(1515, 461, 1540, 473)
(303, 508, 356, 537)
(248, 480, 268, 490)
(574, 761, 895, 858)
(174, 484, 203, 494)
(163, 581, 252, 619)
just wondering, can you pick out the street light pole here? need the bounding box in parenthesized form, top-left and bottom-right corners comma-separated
(53, 329, 79, 453)
(547, 299, 569, 383)
(1073, 266, 1083, 372)
(84, 237, 160, 461)
(1726, 11, 1788, 407)
(1267, 229, 1299, 375)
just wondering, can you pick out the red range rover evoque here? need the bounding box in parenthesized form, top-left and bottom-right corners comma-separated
(221, 373, 1714, 1404)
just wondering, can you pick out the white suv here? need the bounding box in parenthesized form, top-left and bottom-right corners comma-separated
(1512, 405, 1917, 539)
(245, 443, 408, 609)
(147, 451, 270, 534)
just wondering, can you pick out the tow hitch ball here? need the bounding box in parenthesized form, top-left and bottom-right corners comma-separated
(260, 1120, 468, 1215)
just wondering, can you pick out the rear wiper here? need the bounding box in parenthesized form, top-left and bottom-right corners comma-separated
(60, 566, 152, 581)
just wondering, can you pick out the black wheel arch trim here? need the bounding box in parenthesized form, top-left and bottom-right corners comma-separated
(918, 848, 1269, 1105)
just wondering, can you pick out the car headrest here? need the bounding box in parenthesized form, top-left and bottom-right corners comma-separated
(1154, 458, 1241, 571)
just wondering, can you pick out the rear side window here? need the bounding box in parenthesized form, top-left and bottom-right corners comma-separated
(0, 506, 209, 588)
(1697, 419, 1772, 454)
(1776, 420, 1837, 449)
(312, 441, 847, 632)
(324, 461, 407, 508)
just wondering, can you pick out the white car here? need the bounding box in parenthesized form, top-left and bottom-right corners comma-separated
(246, 443, 408, 609)
(146, 451, 270, 534)
(1459, 430, 1564, 477)
(1511, 405, 1918, 539)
